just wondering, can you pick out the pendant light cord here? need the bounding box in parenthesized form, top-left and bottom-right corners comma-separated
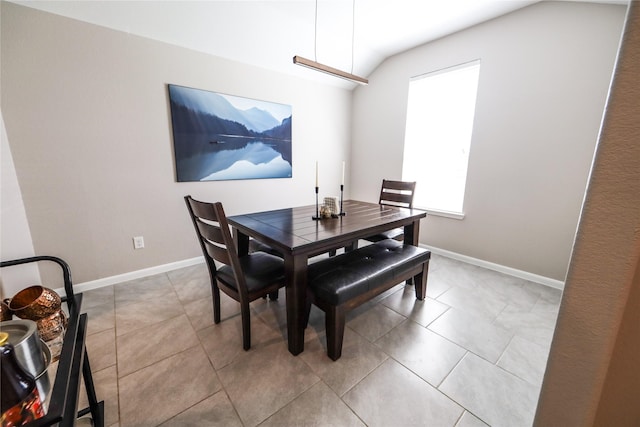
(297, 0, 367, 84)
(351, 0, 355, 74)
(314, 0, 318, 62)
(315, 0, 355, 72)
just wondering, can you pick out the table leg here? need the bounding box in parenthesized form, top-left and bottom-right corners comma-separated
(404, 219, 421, 246)
(285, 253, 307, 355)
(234, 229, 250, 256)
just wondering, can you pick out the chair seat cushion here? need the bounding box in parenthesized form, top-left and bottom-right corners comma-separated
(217, 252, 284, 293)
(307, 239, 430, 305)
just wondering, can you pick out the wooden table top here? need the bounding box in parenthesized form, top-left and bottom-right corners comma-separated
(228, 200, 427, 256)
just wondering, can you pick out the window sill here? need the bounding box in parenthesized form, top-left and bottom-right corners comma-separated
(421, 208, 465, 220)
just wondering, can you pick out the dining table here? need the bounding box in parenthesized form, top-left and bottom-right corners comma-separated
(227, 199, 427, 355)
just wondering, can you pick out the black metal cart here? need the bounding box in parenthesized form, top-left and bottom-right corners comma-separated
(1, 256, 104, 427)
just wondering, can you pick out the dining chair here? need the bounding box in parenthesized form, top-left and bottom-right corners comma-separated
(363, 179, 417, 243)
(358, 180, 418, 285)
(327, 179, 417, 257)
(184, 195, 285, 350)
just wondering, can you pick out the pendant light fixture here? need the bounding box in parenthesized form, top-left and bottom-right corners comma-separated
(293, 0, 368, 85)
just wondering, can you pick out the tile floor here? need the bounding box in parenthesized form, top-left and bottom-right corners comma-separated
(75, 249, 561, 427)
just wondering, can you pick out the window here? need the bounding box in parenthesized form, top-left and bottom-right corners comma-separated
(402, 60, 480, 218)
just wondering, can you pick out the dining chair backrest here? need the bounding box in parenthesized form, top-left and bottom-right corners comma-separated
(378, 179, 416, 209)
(184, 195, 247, 299)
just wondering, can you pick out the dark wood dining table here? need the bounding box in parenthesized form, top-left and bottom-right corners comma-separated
(227, 199, 427, 355)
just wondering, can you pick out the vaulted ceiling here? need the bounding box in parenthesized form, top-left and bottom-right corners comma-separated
(10, 0, 625, 88)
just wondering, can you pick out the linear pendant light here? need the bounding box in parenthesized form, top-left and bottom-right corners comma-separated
(293, 55, 368, 85)
(293, 0, 368, 85)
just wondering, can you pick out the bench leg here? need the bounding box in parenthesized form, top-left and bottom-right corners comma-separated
(326, 305, 346, 361)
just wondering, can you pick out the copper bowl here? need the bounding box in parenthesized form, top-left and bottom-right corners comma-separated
(9, 286, 61, 321)
(37, 310, 68, 342)
(0, 299, 12, 321)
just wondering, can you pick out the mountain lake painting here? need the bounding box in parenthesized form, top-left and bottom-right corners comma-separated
(168, 84, 292, 182)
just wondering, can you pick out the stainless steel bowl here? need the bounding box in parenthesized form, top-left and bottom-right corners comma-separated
(0, 319, 52, 403)
(0, 319, 48, 379)
(35, 340, 52, 403)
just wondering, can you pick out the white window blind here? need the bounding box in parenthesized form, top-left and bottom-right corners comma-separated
(402, 60, 480, 217)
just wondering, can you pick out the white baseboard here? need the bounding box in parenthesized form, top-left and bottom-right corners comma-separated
(421, 244, 565, 290)
(56, 247, 564, 296)
(53, 256, 205, 296)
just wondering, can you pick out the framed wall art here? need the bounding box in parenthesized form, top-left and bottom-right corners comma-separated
(168, 84, 292, 182)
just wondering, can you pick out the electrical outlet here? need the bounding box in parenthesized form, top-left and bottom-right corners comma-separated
(133, 236, 145, 249)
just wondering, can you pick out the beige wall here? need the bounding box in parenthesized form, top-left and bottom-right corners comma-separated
(535, 2, 640, 424)
(350, 1, 626, 281)
(1, 2, 352, 289)
(0, 1, 628, 291)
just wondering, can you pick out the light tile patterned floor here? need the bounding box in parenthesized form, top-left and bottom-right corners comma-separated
(78, 250, 561, 427)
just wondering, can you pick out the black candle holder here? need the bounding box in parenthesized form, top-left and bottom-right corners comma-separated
(333, 184, 346, 217)
(312, 186, 321, 220)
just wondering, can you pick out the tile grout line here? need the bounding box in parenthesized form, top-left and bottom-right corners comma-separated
(435, 351, 491, 426)
(86, 260, 558, 426)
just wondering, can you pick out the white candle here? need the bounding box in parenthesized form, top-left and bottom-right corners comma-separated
(341, 161, 345, 185)
(315, 161, 318, 187)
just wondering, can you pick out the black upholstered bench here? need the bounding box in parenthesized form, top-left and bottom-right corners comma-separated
(306, 239, 431, 360)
